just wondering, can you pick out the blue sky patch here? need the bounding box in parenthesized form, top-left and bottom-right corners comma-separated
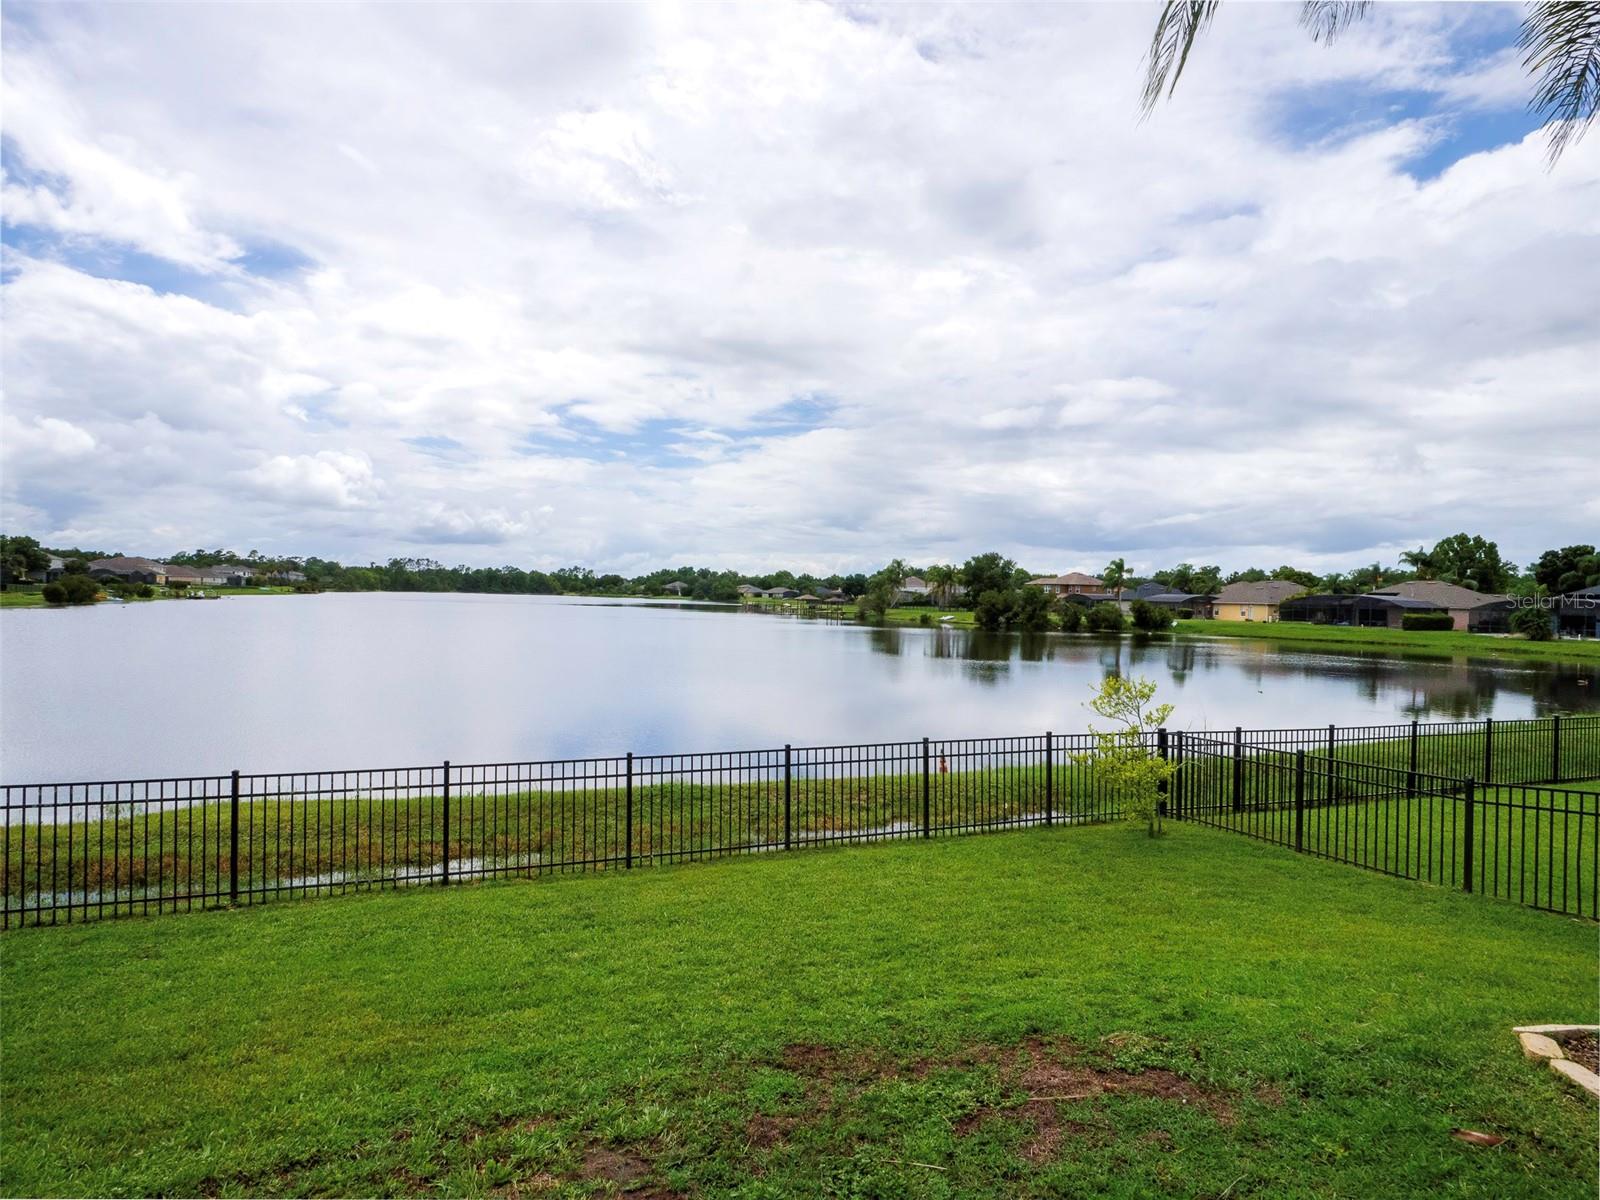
(405, 435, 468, 457)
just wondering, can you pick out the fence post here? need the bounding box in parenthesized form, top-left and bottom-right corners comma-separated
(1044, 731, 1054, 827)
(1231, 726, 1243, 812)
(1293, 750, 1305, 853)
(228, 769, 240, 905)
(625, 752, 634, 868)
(1551, 714, 1562, 783)
(1482, 717, 1494, 783)
(921, 737, 931, 838)
(1156, 727, 1169, 818)
(1406, 719, 1419, 798)
(1462, 777, 1475, 894)
(440, 760, 450, 885)
(1326, 724, 1337, 802)
(1174, 731, 1185, 816)
(783, 744, 793, 851)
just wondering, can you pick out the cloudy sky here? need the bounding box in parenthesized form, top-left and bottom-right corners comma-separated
(2, 2, 1595, 577)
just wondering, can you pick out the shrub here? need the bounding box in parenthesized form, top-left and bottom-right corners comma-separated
(1085, 602, 1127, 633)
(1400, 612, 1453, 631)
(1509, 606, 1554, 641)
(42, 575, 100, 605)
(1130, 599, 1174, 631)
(1010, 586, 1053, 631)
(973, 589, 1010, 632)
(1056, 602, 1083, 632)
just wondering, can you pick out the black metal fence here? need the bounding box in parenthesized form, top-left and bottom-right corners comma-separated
(1, 733, 1135, 928)
(1175, 733, 1599, 919)
(4, 715, 1597, 929)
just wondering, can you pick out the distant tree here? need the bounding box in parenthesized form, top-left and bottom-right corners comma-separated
(1399, 546, 1440, 580)
(0, 534, 50, 585)
(960, 552, 1017, 600)
(1130, 599, 1175, 631)
(1271, 565, 1322, 589)
(1153, 562, 1197, 592)
(924, 563, 961, 606)
(1510, 605, 1555, 641)
(1225, 567, 1269, 585)
(1085, 602, 1128, 633)
(973, 589, 1011, 632)
(1010, 585, 1054, 631)
(1101, 557, 1128, 603)
(1530, 545, 1600, 594)
(1056, 600, 1084, 632)
(1429, 533, 1513, 593)
(42, 574, 100, 605)
(1075, 675, 1176, 838)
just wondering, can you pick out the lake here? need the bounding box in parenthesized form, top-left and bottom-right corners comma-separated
(1, 593, 1595, 783)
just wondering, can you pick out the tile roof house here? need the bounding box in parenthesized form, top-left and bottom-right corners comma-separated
(163, 564, 229, 586)
(86, 557, 168, 585)
(736, 584, 763, 597)
(1368, 580, 1513, 632)
(1211, 580, 1307, 622)
(1027, 572, 1104, 596)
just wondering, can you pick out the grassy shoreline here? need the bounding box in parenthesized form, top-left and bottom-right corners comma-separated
(1172, 617, 1600, 661)
(746, 600, 1599, 662)
(3, 824, 1595, 1198)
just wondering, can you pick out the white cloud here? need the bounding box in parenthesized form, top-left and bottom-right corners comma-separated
(247, 451, 381, 510)
(1, 1, 1595, 574)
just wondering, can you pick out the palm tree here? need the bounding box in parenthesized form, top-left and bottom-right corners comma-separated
(1102, 557, 1129, 603)
(925, 563, 960, 607)
(1143, 1, 1599, 163)
(1399, 546, 1438, 580)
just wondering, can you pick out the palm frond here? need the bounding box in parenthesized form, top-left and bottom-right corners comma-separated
(1298, 1, 1372, 44)
(1140, 1, 1222, 117)
(1520, 0, 1600, 163)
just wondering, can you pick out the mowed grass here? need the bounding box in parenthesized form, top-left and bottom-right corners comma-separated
(3, 824, 1596, 1199)
(1173, 619, 1600, 663)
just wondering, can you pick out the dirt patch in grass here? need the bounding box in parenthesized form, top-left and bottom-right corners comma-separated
(1562, 1032, 1599, 1075)
(580, 1145, 651, 1185)
(768, 1033, 1237, 1169)
(746, 1113, 799, 1149)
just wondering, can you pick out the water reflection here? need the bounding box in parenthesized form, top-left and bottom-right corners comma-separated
(866, 625, 1594, 723)
(1, 594, 1593, 781)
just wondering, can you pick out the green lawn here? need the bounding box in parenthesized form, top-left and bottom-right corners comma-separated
(1174, 619, 1600, 662)
(0, 588, 45, 608)
(3, 825, 1595, 1198)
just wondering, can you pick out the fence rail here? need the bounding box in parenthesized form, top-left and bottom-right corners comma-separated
(4, 715, 1597, 929)
(1176, 733, 1599, 919)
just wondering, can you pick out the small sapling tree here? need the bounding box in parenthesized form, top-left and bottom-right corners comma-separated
(1077, 675, 1175, 837)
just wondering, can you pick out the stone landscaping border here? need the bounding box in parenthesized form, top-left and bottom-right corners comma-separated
(1514, 1025, 1600, 1099)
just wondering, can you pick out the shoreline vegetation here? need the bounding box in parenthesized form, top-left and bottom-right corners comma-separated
(755, 599, 1600, 663)
(5, 584, 1598, 663)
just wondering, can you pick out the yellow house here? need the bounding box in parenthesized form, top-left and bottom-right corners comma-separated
(1211, 580, 1307, 622)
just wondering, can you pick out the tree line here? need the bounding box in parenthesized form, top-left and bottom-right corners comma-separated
(2, 532, 1595, 617)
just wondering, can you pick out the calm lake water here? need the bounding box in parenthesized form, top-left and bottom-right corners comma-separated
(2, 593, 1595, 782)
